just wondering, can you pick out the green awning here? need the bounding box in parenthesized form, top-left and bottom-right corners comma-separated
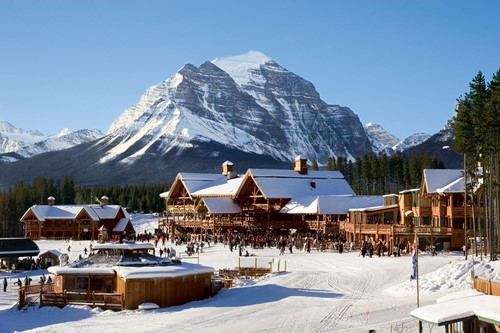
(0, 238, 40, 258)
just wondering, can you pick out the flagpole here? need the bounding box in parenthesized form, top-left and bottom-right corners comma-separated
(415, 232, 422, 333)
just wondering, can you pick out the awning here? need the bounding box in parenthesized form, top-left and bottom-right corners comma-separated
(0, 238, 40, 258)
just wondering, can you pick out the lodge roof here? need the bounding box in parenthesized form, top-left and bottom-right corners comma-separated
(281, 195, 384, 215)
(21, 204, 130, 222)
(199, 197, 242, 214)
(192, 177, 243, 197)
(423, 169, 464, 194)
(246, 169, 355, 199)
(0, 238, 40, 258)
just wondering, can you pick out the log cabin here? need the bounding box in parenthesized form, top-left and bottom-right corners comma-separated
(45, 243, 214, 310)
(20, 196, 135, 241)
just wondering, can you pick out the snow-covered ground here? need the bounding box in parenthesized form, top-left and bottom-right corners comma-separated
(1, 214, 498, 333)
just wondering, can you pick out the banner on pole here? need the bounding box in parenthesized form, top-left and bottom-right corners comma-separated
(411, 232, 417, 280)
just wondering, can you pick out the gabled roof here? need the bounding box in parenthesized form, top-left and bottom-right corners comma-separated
(0, 238, 40, 258)
(20, 204, 128, 222)
(281, 195, 384, 215)
(178, 173, 228, 194)
(39, 249, 63, 257)
(243, 169, 355, 199)
(112, 218, 133, 233)
(192, 177, 243, 197)
(199, 197, 242, 214)
(423, 169, 464, 194)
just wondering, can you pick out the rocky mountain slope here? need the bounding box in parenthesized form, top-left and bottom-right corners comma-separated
(364, 122, 430, 156)
(0, 52, 456, 188)
(0, 121, 102, 163)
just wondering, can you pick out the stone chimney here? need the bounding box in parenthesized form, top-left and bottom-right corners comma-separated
(294, 155, 308, 175)
(47, 196, 56, 206)
(100, 196, 109, 205)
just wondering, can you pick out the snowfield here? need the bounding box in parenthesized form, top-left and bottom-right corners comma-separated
(1, 214, 498, 333)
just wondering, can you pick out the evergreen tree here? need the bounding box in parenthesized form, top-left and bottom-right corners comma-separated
(311, 159, 319, 171)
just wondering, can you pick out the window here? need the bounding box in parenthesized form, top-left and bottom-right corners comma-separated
(89, 278, 103, 290)
(76, 277, 88, 290)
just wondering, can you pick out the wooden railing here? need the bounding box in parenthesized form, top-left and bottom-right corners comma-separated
(340, 223, 453, 237)
(18, 283, 54, 309)
(40, 291, 124, 310)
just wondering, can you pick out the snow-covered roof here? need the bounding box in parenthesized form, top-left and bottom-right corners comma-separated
(48, 244, 214, 281)
(411, 292, 500, 325)
(281, 195, 384, 215)
(193, 177, 243, 197)
(349, 204, 399, 213)
(200, 197, 242, 214)
(250, 169, 345, 179)
(178, 173, 228, 194)
(253, 177, 354, 199)
(112, 218, 131, 233)
(48, 266, 116, 276)
(424, 169, 464, 194)
(22, 204, 128, 222)
(92, 243, 154, 251)
(39, 249, 63, 257)
(116, 261, 214, 280)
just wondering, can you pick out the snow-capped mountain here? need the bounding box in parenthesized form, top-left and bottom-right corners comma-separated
(0, 52, 455, 188)
(365, 122, 430, 155)
(393, 132, 432, 152)
(0, 121, 102, 163)
(102, 51, 372, 166)
(403, 119, 462, 168)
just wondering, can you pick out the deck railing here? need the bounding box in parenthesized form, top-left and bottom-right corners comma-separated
(40, 291, 124, 310)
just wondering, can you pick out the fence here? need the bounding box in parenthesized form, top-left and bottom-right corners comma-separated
(472, 276, 500, 296)
(238, 257, 286, 274)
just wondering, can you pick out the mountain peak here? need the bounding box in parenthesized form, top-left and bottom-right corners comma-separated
(212, 51, 272, 86)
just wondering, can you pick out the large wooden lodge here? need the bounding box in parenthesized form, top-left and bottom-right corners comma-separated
(160, 157, 482, 252)
(20, 196, 136, 241)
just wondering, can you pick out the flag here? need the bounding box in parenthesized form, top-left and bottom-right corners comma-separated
(411, 232, 417, 280)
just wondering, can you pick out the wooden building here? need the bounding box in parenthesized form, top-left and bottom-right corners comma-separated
(46, 243, 214, 310)
(159, 156, 367, 235)
(161, 159, 479, 252)
(38, 250, 64, 269)
(340, 169, 483, 252)
(400, 169, 483, 251)
(20, 196, 135, 241)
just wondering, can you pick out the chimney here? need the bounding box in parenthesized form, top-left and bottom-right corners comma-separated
(100, 196, 109, 205)
(294, 155, 308, 175)
(47, 196, 56, 206)
(222, 161, 237, 179)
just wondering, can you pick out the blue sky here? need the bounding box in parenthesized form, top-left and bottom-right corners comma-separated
(1, 0, 499, 139)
